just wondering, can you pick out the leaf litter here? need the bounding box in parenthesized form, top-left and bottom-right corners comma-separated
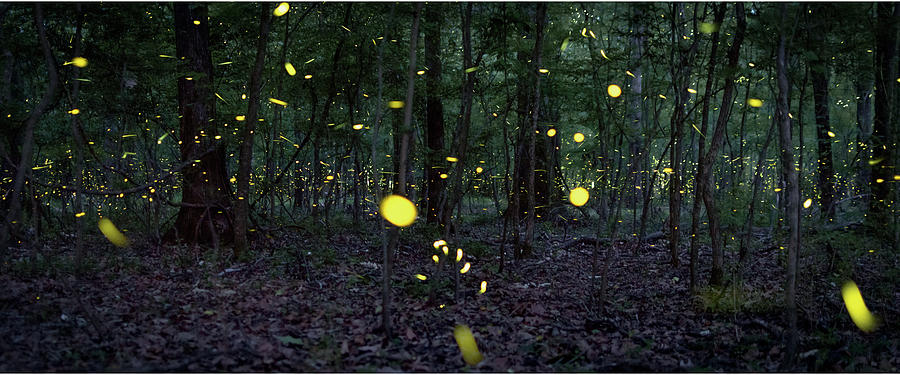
(0, 224, 897, 372)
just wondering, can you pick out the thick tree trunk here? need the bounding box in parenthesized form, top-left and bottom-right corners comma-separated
(2, 4, 59, 252)
(869, 3, 898, 231)
(423, 3, 446, 225)
(167, 4, 233, 246)
(233, 5, 273, 259)
(524, 3, 547, 257)
(808, 10, 836, 221)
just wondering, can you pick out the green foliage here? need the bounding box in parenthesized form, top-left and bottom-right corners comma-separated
(695, 283, 778, 314)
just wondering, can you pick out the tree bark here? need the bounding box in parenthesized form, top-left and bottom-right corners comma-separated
(667, 2, 700, 268)
(689, 3, 725, 291)
(423, 3, 446, 225)
(701, 3, 745, 287)
(524, 3, 547, 257)
(628, 4, 646, 239)
(166, 4, 233, 246)
(776, 8, 801, 368)
(233, 4, 273, 259)
(382, 2, 421, 340)
(441, 3, 477, 240)
(869, 3, 898, 231)
(808, 7, 836, 221)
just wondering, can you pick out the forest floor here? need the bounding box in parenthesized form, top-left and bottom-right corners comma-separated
(1, 215, 898, 372)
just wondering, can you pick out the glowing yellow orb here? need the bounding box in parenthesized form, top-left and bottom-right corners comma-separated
(388, 101, 405, 109)
(71, 57, 88, 68)
(440, 173, 448, 179)
(273, 2, 289, 16)
(699, 22, 720, 34)
(841, 281, 879, 332)
(460, 262, 470, 273)
(475, 167, 483, 174)
(607, 84, 622, 98)
(827, 131, 836, 138)
(663, 167, 674, 174)
(353, 124, 364, 130)
(453, 325, 484, 365)
(98, 218, 129, 247)
(573, 133, 585, 143)
(415, 274, 427, 280)
(235, 115, 246, 121)
(547, 128, 557, 137)
(379, 194, 417, 227)
(284, 62, 296, 76)
(747, 98, 763, 108)
(478, 281, 487, 294)
(68, 109, 80, 115)
(803, 198, 812, 209)
(569, 187, 589, 207)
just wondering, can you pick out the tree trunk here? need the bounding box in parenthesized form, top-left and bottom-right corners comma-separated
(701, 3, 745, 287)
(628, 4, 646, 239)
(869, 3, 898, 231)
(776, 9, 801, 368)
(855, 79, 873, 207)
(167, 4, 233, 246)
(233, 4, 273, 259)
(266, 6, 295, 217)
(441, 3, 477, 240)
(2, 4, 59, 252)
(740, 117, 776, 264)
(667, 2, 700, 268)
(524, 2, 547, 257)
(69, 4, 86, 260)
(808, 8, 835, 221)
(382, 3, 421, 340)
(689, 3, 725, 291)
(423, 3, 446, 225)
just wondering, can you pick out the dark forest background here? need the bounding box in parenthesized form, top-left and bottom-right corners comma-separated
(0, 2, 897, 372)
